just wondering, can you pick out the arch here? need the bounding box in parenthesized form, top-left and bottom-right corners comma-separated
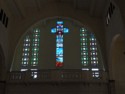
(11, 17, 105, 76)
(0, 44, 5, 80)
(110, 34, 125, 93)
(109, 34, 123, 79)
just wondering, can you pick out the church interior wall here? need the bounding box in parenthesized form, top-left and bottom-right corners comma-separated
(8, 3, 106, 70)
(1, 0, 125, 94)
(104, 2, 125, 77)
(6, 83, 108, 94)
(111, 36, 125, 94)
(104, 1, 125, 94)
(0, 3, 8, 80)
(0, 0, 16, 80)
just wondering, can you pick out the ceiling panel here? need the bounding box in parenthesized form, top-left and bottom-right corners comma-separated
(77, 0, 90, 10)
(4, 0, 107, 19)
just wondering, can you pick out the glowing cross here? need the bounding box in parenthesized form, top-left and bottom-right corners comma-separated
(51, 21, 69, 67)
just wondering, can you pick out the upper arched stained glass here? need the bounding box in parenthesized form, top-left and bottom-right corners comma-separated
(11, 18, 105, 79)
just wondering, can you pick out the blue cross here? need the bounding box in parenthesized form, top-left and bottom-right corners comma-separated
(51, 21, 69, 67)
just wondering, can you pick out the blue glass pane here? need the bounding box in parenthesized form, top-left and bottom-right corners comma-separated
(57, 21, 63, 25)
(56, 48, 63, 55)
(56, 36, 63, 42)
(56, 38, 63, 43)
(56, 57, 63, 62)
(63, 28, 69, 33)
(57, 43, 63, 47)
(51, 28, 56, 33)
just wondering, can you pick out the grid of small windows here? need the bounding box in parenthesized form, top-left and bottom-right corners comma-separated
(89, 33, 99, 78)
(31, 29, 40, 66)
(90, 33, 98, 67)
(80, 28, 100, 78)
(21, 36, 30, 66)
(80, 28, 89, 67)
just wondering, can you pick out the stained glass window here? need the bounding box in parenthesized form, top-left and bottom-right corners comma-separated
(90, 33, 98, 67)
(12, 18, 104, 80)
(51, 21, 69, 67)
(21, 36, 30, 67)
(80, 28, 101, 78)
(31, 29, 40, 66)
(80, 28, 89, 68)
(20, 29, 40, 78)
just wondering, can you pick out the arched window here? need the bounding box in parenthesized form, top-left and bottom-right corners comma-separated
(11, 18, 105, 79)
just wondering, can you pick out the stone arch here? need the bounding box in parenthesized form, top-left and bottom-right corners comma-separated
(110, 34, 125, 94)
(11, 17, 105, 73)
